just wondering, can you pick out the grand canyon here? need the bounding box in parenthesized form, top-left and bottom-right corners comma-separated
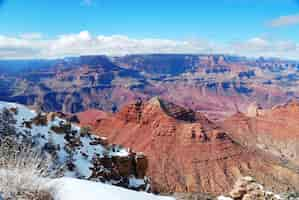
(1, 54, 298, 120)
(2, 0, 299, 199)
(1, 54, 299, 199)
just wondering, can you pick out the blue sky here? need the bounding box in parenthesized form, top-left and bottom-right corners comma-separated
(1, 0, 299, 59)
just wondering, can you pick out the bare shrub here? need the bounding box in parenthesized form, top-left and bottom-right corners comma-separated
(6, 189, 54, 200)
(0, 137, 55, 200)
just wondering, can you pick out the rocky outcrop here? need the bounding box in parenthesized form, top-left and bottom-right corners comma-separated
(0, 102, 149, 191)
(135, 153, 148, 179)
(78, 97, 299, 194)
(89, 152, 148, 189)
(222, 99, 299, 166)
(32, 113, 48, 126)
(218, 177, 281, 200)
(158, 98, 197, 122)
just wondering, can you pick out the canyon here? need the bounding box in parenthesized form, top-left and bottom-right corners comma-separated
(2, 54, 299, 196)
(0, 54, 298, 120)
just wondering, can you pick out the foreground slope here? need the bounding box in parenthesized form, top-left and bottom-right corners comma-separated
(0, 101, 147, 190)
(78, 97, 299, 194)
(49, 177, 174, 200)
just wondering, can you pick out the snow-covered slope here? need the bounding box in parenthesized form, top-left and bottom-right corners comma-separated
(48, 177, 174, 200)
(0, 101, 146, 189)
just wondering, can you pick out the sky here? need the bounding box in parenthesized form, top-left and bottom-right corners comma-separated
(1, 0, 299, 59)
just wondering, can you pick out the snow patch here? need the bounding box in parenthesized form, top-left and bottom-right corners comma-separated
(49, 177, 174, 200)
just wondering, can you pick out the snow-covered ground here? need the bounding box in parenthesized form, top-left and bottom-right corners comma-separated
(0, 101, 146, 188)
(48, 177, 175, 200)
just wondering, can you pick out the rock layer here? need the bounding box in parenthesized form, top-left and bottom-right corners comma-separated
(222, 99, 299, 166)
(1, 54, 298, 121)
(78, 98, 299, 194)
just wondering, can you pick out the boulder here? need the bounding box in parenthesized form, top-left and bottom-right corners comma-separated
(32, 113, 48, 126)
(112, 156, 133, 177)
(219, 177, 281, 200)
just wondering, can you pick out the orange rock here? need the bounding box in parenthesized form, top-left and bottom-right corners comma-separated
(79, 97, 299, 194)
(222, 99, 299, 165)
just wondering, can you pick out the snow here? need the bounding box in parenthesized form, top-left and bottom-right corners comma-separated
(0, 101, 145, 188)
(217, 196, 233, 200)
(129, 176, 147, 188)
(48, 177, 175, 200)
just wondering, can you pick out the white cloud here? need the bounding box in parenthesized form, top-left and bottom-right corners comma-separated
(0, 31, 216, 59)
(230, 37, 299, 59)
(0, 35, 45, 58)
(0, 31, 298, 60)
(20, 33, 43, 40)
(269, 13, 299, 27)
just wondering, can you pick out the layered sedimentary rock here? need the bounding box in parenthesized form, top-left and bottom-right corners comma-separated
(1, 54, 298, 120)
(222, 99, 299, 166)
(78, 97, 299, 194)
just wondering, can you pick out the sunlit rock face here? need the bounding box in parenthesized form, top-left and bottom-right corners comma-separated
(222, 99, 299, 166)
(78, 97, 299, 194)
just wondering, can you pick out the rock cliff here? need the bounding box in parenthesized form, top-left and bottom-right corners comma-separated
(78, 98, 299, 194)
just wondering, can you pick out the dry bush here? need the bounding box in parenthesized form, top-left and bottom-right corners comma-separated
(0, 137, 55, 200)
(6, 189, 54, 200)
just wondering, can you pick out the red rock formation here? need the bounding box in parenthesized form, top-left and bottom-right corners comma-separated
(222, 99, 299, 166)
(76, 109, 111, 127)
(78, 97, 299, 194)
